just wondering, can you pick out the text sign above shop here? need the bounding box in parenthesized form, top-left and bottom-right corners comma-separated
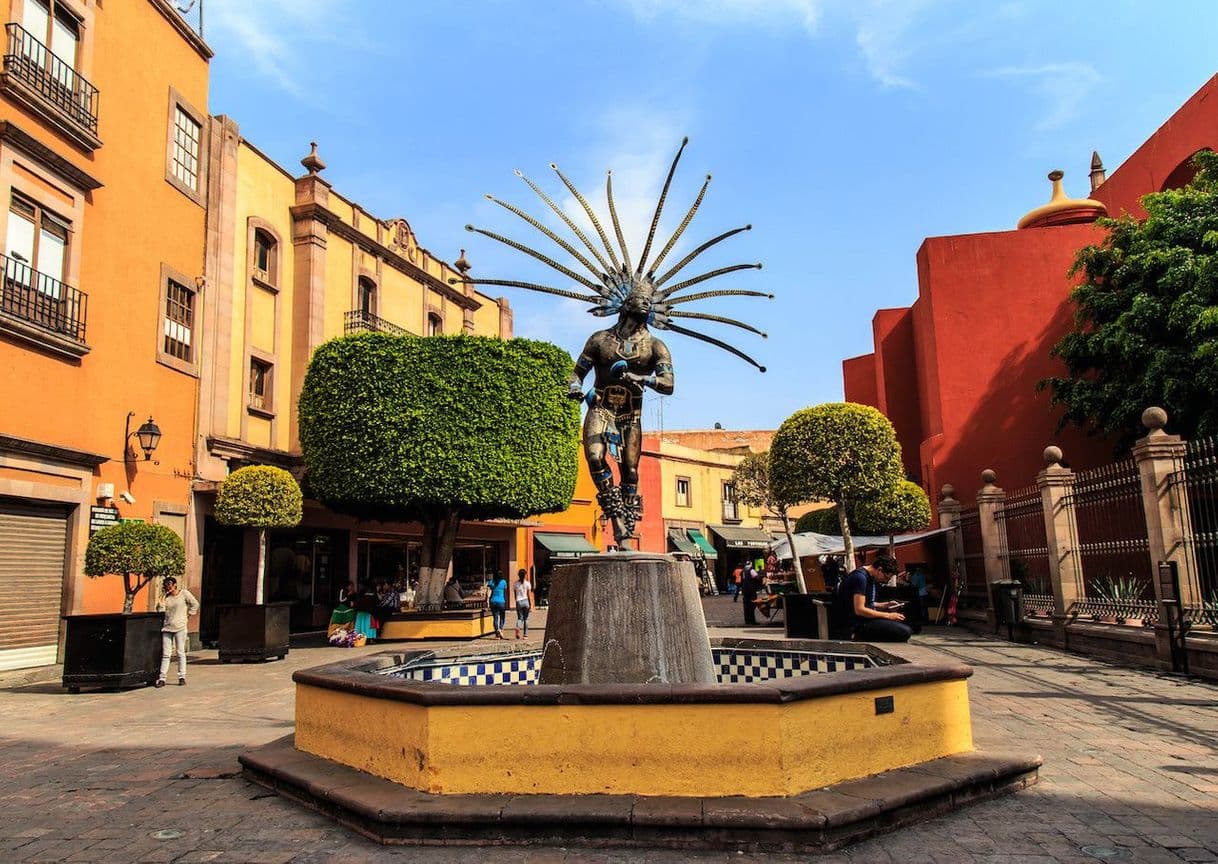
(89, 505, 120, 535)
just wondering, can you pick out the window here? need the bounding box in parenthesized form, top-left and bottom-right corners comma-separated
(722, 481, 739, 522)
(165, 89, 206, 204)
(676, 476, 691, 508)
(358, 276, 375, 316)
(5, 192, 68, 295)
(163, 279, 194, 362)
(249, 357, 273, 412)
(21, 1, 79, 69)
(428, 312, 443, 336)
(171, 107, 201, 191)
(253, 230, 274, 280)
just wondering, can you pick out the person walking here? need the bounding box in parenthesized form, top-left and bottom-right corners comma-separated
(513, 568, 532, 639)
(730, 562, 742, 601)
(155, 576, 198, 687)
(741, 559, 761, 625)
(488, 570, 509, 639)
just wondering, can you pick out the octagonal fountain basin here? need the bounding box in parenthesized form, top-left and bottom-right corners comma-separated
(240, 637, 1040, 851)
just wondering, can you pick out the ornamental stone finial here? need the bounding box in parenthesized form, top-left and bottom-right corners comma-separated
(940, 483, 956, 501)
(1142, 406, 1168, 433)
(301, 141, 326, 176)
(1044, 445, 1063, 467)
(981, 468, 997, 486)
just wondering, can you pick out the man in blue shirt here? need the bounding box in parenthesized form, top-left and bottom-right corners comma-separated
(829, 555, 912, 642)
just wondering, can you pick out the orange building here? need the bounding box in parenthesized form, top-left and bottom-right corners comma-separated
(0, 1, 211, 670)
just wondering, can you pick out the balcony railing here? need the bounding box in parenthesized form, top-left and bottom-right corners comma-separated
(3, 23, 99, 135)
(345, 309, 409, 337)
(0, 253, 87, 342)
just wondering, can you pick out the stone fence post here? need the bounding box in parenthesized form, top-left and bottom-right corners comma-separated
(976, 469, 1007, 613)
(1132, 407, 1199, 608)
(1038, 446, 1083, 621)
(938, 484, 963, 572)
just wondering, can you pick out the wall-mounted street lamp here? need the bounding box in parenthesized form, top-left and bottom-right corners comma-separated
(125, 411, 162, 462)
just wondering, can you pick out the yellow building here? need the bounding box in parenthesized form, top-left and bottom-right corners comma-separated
(0, 0, 210, 670)
(190, 128, 545, 638)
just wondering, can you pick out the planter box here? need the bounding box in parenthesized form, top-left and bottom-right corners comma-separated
(217, 602, 290, 663)
(62, 612, 162, 693)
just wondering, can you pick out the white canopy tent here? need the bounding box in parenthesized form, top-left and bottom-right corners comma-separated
(769, 526, 955, 560)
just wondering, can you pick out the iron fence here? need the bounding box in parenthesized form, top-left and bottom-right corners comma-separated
(1065, 459, 1156, 626)
(0, 253, 87, 342)
(957, 505, 986, 609)
(996, 484, 1053, 618)
(3, 23, 99, 135)
(344, 309, 410, 337)
(1180, 435, 1218, 626)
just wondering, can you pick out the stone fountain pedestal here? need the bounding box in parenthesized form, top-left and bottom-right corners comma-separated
(539, 552, 716, 685)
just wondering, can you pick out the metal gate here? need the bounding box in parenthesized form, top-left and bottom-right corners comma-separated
(996, 485, 1054, 617)
(0, 499, 69, 670)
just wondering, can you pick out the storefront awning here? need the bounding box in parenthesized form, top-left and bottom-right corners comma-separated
(709, 524, 773, 550)
(667, 529, 701, 557)
(533, 532, 599, 559)
(686, 528, 718, 559)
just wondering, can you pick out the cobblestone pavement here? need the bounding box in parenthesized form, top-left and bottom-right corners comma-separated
(0, 597, 1215, 863)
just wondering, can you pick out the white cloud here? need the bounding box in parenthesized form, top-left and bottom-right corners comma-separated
(204, 0, 360, 98)
(617, 0, 823, 33)
(851, 0, 938, 90)
(987, 62, 1103, 130)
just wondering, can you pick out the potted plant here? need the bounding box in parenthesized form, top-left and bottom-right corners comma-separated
(64, 521, 186, 692)
(214, 465, 302, 662)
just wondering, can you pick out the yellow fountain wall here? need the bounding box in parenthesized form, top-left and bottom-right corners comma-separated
(295, 678, 973, 797)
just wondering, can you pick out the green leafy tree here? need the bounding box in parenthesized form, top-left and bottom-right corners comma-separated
(84, 521, 185, 614)
(770, 402, 904, 568)
(215, 465, 303, 604)
(299, 333, 580, 606)
(854, 479, 931, 557)
(1044, 150, 1218, 445)
(795, 506, 850, 535)
(731, 451, 806, 592)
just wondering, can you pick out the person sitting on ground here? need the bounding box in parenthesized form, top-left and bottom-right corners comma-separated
(829, 554, 912, 643)
(375, 580, 400, 615)
(328, 596, 359, 646)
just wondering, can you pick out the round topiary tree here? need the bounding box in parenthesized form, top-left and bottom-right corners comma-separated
(298, 332, 580, 608)
(770, 402, 904, 568)
(731, 451, 806, 592)
(84, 521, 186, 613)
(215, 465, 303, 604)
(794, 506, 846, 535)
(855, 479, 932, 557)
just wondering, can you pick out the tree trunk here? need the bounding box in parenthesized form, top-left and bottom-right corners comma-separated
(888, 534, 896, 559)
(122, 572, 134, 613)
(837, 501, 856, 570)
(780, 508, 806, 593)
(416, 508, 462, 610)
(254, 527, 267, 604)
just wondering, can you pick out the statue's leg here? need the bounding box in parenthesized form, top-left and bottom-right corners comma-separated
(585, 409, 626, 543)
(618, 415, 644, 545)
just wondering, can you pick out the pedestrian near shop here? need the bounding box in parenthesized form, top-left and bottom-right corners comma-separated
(513, 568, 532, 638)
(741, 559, 762, 625)
(730, 562, 742, 601)
(155, 576, 198, 687)
(488, 571, 509, 639)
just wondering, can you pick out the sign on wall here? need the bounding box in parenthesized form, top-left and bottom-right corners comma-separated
(88, 506, 120, 535)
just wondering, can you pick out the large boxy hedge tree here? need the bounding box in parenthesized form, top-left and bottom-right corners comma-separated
(215, 465, 303, 604)
(770, 402, 904, 569)
(85, 521, 185, 613)
(299, 333, 580, 608)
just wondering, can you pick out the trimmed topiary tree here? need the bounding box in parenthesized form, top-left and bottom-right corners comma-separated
(794, 506, 847, 536)
(770, 402, 904, 568)
(84, 521, 186, 613)
(731, 451, 806, 592)
(855, 479, 931, 557)
(298, 332, 580, 608)
(215, 465, 303, 604)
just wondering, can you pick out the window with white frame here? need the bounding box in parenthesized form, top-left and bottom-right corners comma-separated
(162, 277, 195, 363)
(676, 476, 691, 508)
(170, 106, 202, 192)
(6, 192, 68, 296)
(249, 357, 273, 412)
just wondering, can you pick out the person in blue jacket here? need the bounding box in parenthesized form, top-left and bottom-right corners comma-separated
(487, 570, 509, 639)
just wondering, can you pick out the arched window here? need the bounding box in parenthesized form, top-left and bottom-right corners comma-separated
(428, 312, 443, 336)
(358, 276, 376, 316)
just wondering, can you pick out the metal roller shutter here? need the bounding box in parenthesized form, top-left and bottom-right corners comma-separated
(0, 500, 69, 670)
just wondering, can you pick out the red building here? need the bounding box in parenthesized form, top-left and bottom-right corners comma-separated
(843, 75, 1218, 509)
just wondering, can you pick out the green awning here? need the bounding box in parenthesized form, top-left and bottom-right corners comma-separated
(686, 528, 718, 559)
(533, 532, 599, 558)
(668, 529, 701, 556)
(709, 524, 773, 550)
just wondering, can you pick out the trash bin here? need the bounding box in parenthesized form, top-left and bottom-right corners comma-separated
(990, 580, 1024, 628)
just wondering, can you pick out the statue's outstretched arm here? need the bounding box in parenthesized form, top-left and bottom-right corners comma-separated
(568, 338, 597, 400)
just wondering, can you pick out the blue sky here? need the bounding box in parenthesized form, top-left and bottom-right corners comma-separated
(198, 0, 1217, 432)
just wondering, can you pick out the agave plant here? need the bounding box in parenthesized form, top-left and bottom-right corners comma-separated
(1092, 574, 1150, 602)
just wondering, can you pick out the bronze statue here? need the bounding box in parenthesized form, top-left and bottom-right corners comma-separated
(452, 138, 770, 548)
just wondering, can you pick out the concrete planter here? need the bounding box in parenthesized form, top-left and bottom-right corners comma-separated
(217, 602, 290, 663)
(61, 612, 162, 693)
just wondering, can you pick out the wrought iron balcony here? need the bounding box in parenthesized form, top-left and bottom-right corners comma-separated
(345, 309, 410, 337)
(3, 23, 100, 138)
(0, 252, 87, 342)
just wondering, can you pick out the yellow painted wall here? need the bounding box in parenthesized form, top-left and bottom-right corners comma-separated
(296, 678, 973, 797)
(658, 440, 764, 530)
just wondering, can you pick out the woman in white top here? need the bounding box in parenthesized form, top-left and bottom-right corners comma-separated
(513, 568, 532, 639)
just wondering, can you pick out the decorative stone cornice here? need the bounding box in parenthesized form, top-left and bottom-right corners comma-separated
(147, 0, 214, 60)
(0, 433, 107, 468)
(206, 435, 301, 469)
(0, 121, 102, 190)
(289, 202, 481, 311)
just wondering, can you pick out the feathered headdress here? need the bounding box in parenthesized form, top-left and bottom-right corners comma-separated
(449, 138, 771, 372)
